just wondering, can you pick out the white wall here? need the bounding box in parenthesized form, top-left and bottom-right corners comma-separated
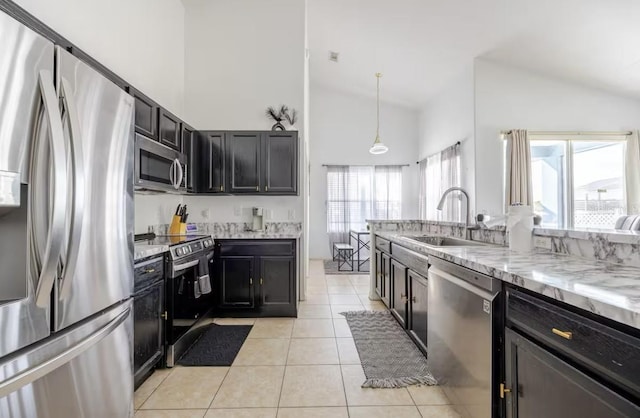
(418, 66, 475, 218)
(183, 0, 305, 130)
(164, 0, 307, 236)
(14, 0, 186, 117)
(474, 59, 640, 216)
(309, 84, 420, 259)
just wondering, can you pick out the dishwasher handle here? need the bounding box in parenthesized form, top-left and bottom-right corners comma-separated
(428, 265, 499, 302)
(429, 257, 500, 294)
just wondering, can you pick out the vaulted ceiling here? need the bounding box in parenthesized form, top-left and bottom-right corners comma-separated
(308, 0, 640, 108)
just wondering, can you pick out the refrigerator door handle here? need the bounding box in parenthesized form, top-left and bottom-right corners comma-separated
(0, 306, 130, 398)
(33, 70, 68, 308)
(175, 158, 184, 190)
(58, 77, 85, 301)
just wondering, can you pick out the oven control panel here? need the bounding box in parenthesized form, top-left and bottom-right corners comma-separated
(171, 238, 215, 260)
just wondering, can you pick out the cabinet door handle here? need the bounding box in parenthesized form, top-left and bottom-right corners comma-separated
(256, 185, 259, 192)
(161, 311, 167, 320)
(499, 383, 511, 399)
(220, 185, 223, 192)
(551, 328, 573, 340)
(260, 278, 263, 285)
(249, 278, 253, 285)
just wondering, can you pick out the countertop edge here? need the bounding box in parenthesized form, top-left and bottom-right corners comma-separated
(374, 231, 640, 331)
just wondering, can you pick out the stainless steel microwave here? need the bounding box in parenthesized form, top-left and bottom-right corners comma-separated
(134, 133, 187, 193)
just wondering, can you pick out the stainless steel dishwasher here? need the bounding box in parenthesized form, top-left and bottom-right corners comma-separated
(428, 257, 502, 418)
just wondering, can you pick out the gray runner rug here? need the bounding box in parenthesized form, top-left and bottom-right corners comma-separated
(341, 310, 437, 388)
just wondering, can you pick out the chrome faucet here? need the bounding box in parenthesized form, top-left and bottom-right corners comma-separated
(436, 187, 477, 240)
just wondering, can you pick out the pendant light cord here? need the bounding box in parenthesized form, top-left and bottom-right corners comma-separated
(376, 73, 381, 138)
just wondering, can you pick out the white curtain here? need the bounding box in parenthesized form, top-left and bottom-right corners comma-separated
(421, 143, 461, 221)
(440, 144, 461, 221)
(374, 166, 403, 219)
(326, 165, 402, 249)
(505, 129, 533, 208)
(418, 159, 428, 219)
(625, 130, 640, 214)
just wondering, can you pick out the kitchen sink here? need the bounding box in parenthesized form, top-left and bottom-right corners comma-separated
(402, 235, 487, 247)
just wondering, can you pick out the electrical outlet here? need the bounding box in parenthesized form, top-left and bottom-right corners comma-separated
(201, 209, 210, 219)
(533, 236, 552, 250)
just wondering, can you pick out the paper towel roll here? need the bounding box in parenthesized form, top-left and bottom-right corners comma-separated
(507, 205, 533, 252)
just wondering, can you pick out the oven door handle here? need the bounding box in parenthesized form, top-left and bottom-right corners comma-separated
(172, 259, 199, 273)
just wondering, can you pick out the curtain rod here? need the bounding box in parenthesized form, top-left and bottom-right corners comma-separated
(321, 164, 410, 167)
(500, 130, 632, 136)
(415, 141, 460, 164)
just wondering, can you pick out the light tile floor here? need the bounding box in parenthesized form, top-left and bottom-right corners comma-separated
(135, 260, 460, 418)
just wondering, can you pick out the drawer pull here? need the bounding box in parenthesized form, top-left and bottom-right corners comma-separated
(552, 328, 573, 340)
(145, 268, 155, 273)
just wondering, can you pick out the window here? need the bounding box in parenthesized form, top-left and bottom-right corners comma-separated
(419, 144, 462, 222)
(326, 165, 402, 237)
(530, 139, 625, 229)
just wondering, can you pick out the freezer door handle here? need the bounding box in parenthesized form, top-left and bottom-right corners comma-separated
(33, 70, 68, 308)
(58, 77, 86, 301)
(0, 306, 130, 398)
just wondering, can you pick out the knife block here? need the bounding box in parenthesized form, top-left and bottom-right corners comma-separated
(169, 215, 182, 235)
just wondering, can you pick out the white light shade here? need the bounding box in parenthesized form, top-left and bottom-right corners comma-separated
(369, 141, 388, 155)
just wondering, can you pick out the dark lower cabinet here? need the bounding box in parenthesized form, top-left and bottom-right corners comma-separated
(381, 253, 391, 307)
(375, 250, 383, 297)
(199, 131, 226, 193)
(218, 256, 255, 309)
(260, 256, 295, 315)
(215, 239, 296, 316)
(133, 280, 164, 389)
(262, 132, 297, 194)
(390, 259, 407, 328)
(227, 132, 261, 193)
(504, 328, 640, 418)
(408, 269, 428, 353)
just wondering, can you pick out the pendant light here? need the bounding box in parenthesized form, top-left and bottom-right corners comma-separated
(369, 72, 389, 155)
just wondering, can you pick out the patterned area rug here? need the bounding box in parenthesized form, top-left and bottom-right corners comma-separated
(324, 259, 370, 275)
(341, 310, 437, 388)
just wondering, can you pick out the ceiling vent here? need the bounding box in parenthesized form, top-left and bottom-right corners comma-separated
(329, 51, 339, 62)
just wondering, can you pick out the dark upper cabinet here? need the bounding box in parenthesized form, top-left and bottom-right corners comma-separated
(391, 260, 408, 328)
(182, 123, 196, 192)
(195, 130, 298, 195)
(262, 132, 298, 194)
(408, 269, 428, 353)
(199, 131, 226, 193)
(129, 88, 158, 139)
(217, 256, 255, 309)
(227, 132, 261, 193)
(158, 108, 182, 150)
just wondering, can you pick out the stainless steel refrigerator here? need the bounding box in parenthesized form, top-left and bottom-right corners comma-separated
(0, 9, 134, 418)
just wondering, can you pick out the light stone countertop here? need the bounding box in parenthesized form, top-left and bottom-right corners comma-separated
(134, 231, 301, 261)
(375, 231, 640, 330)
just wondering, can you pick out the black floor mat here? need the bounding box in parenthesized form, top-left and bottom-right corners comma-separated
(177, 324, 252, 366)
